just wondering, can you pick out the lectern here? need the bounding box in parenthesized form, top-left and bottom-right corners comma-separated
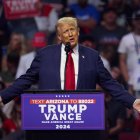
(22, 90, 105, 140)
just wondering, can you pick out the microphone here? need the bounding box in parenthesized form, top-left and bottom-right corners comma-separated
(65, 42, 71, 55)
(64, 42, 71, 89)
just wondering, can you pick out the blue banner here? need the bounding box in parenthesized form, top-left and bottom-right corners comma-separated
(21, 92, 104, 130)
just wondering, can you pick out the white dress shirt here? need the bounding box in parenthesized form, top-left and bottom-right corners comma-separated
(60, 44, 79, 89)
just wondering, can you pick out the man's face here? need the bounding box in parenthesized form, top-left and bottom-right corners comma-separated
(78, 0, 87, 7)
(57, 23, 79, 48)
(133, 19, 140, 31)
(103, 11, 117, 24)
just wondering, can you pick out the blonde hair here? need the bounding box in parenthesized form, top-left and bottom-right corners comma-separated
(56, 17, 78, 32)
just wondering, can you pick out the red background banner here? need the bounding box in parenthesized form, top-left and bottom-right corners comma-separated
(3, 0, 40, 20)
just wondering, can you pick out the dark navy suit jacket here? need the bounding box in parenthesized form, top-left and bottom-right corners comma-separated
(0, 44, 135, 108)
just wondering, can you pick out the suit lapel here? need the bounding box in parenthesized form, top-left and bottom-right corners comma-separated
(77, 45, 86, 89)
(55, 44, 86, 90)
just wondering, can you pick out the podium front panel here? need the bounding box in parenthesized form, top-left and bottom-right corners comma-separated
(21, 91, 104, 130)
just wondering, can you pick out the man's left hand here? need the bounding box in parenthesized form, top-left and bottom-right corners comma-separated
(133, 99, 140, 113)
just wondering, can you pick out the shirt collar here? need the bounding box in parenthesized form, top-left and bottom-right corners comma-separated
(62, 43, 79, 54)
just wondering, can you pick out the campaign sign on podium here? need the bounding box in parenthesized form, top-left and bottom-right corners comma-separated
(21, 91, 104, 130)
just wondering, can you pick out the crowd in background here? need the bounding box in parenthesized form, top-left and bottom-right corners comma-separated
(0, 0, 140, 140)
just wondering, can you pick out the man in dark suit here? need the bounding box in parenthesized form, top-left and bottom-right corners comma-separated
(0, 18, 140, 139)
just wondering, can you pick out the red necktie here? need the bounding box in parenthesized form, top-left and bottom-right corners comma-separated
(65, 51, 75, 90)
